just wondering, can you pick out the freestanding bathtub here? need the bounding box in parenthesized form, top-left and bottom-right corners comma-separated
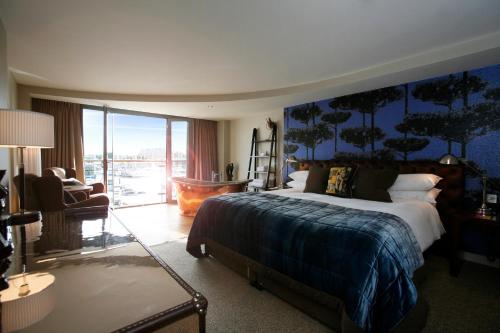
(172, 177, 250, 216)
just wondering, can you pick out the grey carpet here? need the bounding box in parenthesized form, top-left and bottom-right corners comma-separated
(150, 239, 500, 333)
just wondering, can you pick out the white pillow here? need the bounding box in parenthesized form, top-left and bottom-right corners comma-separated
(288, 170, 309, 183)
(287, 180, 306, 191)
(389, 174, 442, 191)
(389, 188, 442, 204)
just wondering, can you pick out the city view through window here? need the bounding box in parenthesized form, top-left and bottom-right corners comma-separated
(83, 109, 187, 207)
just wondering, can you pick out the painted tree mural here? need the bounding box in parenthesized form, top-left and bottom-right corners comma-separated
(384, 84, 429, 160)
(284, 63, 500, 197)
(333, 87, 402, 154)
(284, 144, 299, 155)
(285, 103, 333, 160)
(322, 100, 351, 156)
(409, 72, 487, 156)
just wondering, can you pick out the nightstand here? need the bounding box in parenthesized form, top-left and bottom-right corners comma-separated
(449, 211, 499, 276)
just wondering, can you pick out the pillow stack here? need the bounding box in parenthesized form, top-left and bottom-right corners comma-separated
(287, 170, 308, 191)
(289, 167, 443, 204)
(351, 167, 399, 202)
(388, 174, 442, 204)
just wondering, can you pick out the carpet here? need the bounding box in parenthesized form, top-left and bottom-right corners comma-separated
(150, 239, 500, 333)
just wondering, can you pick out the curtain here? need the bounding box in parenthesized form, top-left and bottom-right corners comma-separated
(31, 98, 84, 181)
(187, 119, 218, 180)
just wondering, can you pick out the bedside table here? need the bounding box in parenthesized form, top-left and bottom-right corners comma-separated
(449, 211, 499, 276)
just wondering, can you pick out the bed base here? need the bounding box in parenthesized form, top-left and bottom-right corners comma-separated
(205, 239, 428, 333)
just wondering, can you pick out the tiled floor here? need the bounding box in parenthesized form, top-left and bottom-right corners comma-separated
(112, 203, 193, 246)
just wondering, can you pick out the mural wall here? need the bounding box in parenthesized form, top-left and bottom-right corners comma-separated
(284, 63, 500, 194)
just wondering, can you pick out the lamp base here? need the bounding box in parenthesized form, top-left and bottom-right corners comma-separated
(476, 206, 492, 218)
(8, 210, 41, 225)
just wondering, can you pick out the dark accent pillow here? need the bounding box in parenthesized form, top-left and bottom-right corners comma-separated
(325, 166, 357, 197)
(352, 167, 398, 202)
(304, 166, 330, 194)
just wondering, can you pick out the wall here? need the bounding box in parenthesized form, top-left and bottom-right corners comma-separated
(229, 109, 283, 183)
(284, 63, 500, 194)
(0, 19, 10, 184)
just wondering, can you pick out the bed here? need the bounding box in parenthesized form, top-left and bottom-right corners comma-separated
(186, 161, 464, 332)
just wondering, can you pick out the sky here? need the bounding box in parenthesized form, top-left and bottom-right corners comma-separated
(83, 110, 188, 158)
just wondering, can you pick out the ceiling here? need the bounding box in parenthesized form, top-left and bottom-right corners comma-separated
(2, 0, 500, 119)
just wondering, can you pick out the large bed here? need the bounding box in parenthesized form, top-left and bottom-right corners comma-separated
(186, 161, 464, 332)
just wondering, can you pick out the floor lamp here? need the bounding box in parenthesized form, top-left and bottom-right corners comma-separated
(0, 110, 54, 224)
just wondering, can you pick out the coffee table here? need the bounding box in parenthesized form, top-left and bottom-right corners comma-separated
(0, 208, 207, 332)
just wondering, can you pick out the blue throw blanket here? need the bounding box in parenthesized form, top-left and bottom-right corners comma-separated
(187, 192, 424, 332)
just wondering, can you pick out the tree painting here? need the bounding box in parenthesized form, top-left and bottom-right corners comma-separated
(340, 127, 384, 151)
(286, 123, 332, 160)
(330, 87, 401, 153)
(287, 102, 332, 160)
(284, 63, 500, 198)
(322, 101, 351, 156)
(385, 84, 429, 160)
(284, 144, 299, 155)
(410, 72, 487, 155)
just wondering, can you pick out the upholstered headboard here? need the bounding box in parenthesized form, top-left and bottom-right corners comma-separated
(296, 160, 464, 225)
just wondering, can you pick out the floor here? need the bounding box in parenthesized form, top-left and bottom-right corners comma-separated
(114, 203, 500, 332)
(113, 203, 193, 246)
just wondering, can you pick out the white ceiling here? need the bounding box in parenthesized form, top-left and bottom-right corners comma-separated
(1, 0, 500, 119)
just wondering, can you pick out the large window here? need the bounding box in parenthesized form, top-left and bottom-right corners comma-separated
(82, 107, 188, 208)
(107, 113, 167, 207)
(83, 109, 105, 184)
(171, 121, 188, 199)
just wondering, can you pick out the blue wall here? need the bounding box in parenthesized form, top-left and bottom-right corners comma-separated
(284, 63, 500, 196)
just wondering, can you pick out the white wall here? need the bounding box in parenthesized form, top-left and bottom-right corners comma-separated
(0, 19, 10, 184)
(228, 109, 284, 184)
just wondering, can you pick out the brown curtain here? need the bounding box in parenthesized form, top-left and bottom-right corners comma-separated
(187, 119, 218, 180)
(31, 98, 84, 182)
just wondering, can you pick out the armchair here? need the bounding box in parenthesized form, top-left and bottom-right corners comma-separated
(14, 174, 109, 213)
(43, 167, 105, 195)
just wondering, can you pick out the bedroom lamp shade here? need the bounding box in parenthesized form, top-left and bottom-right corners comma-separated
(0, 109, 54, 225)
(438, 154, 460, 165)
(0, 109, 54, 148)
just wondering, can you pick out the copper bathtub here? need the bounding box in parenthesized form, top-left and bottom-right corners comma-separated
(172, 177, 250, 216)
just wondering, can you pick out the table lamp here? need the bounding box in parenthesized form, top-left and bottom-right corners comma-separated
(0, 109, 54, 224)
(439, 153, 499, 217)
(281, 155, 299, 187)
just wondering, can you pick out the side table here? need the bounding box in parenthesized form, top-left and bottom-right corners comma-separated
(449, 211, 498, 276)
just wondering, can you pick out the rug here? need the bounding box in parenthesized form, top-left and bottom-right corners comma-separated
(150, 239, 500, 333)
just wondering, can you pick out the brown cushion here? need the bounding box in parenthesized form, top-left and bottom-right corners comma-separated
(304, 166, 330, 194)
(352, 167, 398, 202)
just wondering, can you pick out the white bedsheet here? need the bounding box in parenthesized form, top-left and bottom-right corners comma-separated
(269, 188, 445, 252)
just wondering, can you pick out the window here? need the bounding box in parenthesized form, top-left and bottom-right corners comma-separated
(107, 113, 167, 207)
(83, 109, 104, 184)
(170, 121, 188, 199)
(82, 107, 188, 208)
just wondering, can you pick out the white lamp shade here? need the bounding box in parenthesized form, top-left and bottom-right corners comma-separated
(0, 109, 54, 148)
(0, 272, 56, 332)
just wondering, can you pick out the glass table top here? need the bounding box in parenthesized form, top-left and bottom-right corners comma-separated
(0, 209, 203, 333)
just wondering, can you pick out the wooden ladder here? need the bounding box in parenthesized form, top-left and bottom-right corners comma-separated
(246, 125, 277, 191)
